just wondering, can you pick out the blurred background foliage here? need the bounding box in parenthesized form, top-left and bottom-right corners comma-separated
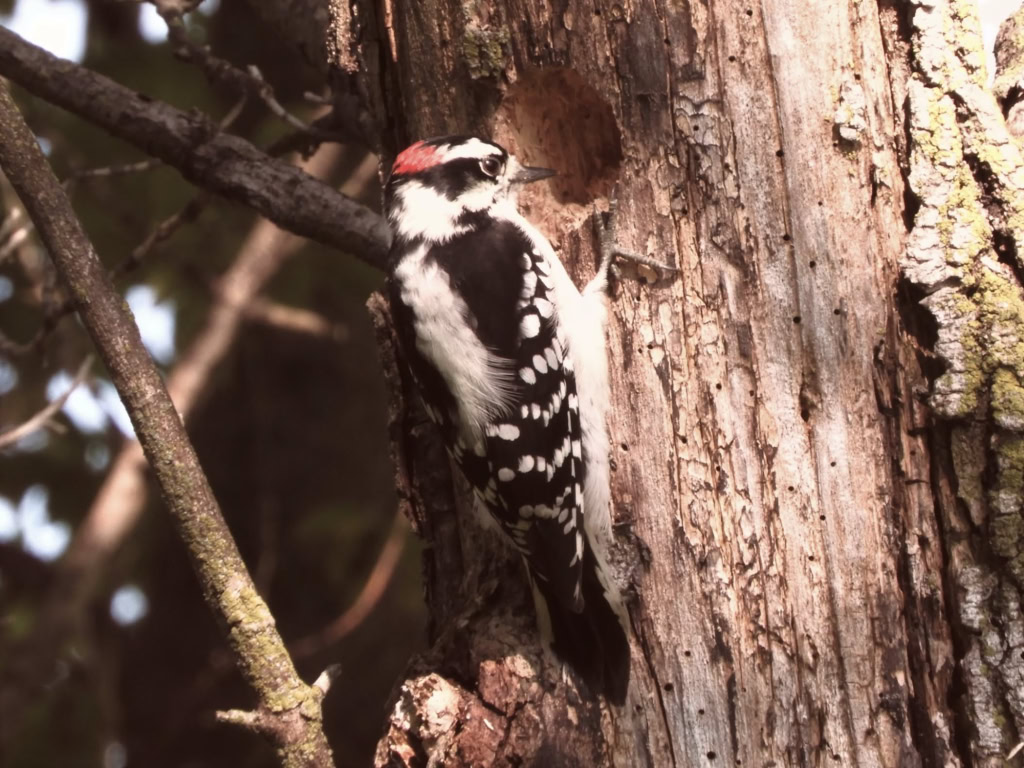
(0, 1, 424, 766)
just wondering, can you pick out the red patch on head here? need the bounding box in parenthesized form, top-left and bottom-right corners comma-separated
(392, 141, 442, 176)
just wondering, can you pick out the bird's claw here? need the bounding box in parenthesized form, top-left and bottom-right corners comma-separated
(592, 189, 677, 282)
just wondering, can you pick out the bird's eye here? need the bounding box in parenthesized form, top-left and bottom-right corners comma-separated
(479, 157, 502, 177)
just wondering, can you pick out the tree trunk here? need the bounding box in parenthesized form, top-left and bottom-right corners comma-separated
(354, 0, 1024, 765)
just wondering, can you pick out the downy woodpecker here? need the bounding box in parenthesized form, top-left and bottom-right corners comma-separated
(384, 136, 629, 702)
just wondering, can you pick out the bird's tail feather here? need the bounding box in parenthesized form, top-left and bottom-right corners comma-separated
(527, 543, 630, 704)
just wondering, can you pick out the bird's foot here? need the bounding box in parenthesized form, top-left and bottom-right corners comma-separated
(592, 191, 677, 289)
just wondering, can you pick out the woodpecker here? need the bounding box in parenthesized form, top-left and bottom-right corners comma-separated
(384, 135, 630, 702)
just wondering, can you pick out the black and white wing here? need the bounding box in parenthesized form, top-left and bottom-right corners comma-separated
(389, 222, 585, 614)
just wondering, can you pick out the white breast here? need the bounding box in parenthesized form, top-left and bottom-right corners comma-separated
(394, 245, 516, 444)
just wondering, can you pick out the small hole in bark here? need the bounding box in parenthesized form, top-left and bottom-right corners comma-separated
(854, 73, 861, 80)
(697, 707, 705, 715)
(495, 68, 622, 205)
(817, 200, 823, 206)
(808, 555, 815, 561)
(715, 383, 722, 390)
(787, 485, 794, 491)
(809, 260, 817, 268)
(620, 442, 629, 451)
(684, 650, 692, 657)
(820, 514, 826, 521)
(834, 308, 841, 316)
(707, 752, 718, 761)
(745, 8, 753, 15)
(664, 37, 671, 44)
(800, 407, 810, 421)
(793, 316, 801, 324)
(728, 55, 736, 62)
(663, 682, 674, 692)
(830, 461, 836, 467)
(748, 389, 754, 396)
(681, 436, 688, 444)
(782, 233, 791, 242)
(776, 148, 784, 158)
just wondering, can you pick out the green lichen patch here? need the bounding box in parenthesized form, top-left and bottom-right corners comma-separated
(462, 21, 510, 80)
(989, 435, 1024, 584)
(991, 367, 1024, 430)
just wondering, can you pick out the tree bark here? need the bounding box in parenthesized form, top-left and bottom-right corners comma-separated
(355, 0, 1023, 765)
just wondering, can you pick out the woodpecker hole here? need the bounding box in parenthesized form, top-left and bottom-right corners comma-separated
(493, 68, 622, 206)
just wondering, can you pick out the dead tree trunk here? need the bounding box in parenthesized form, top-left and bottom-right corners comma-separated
(351, 0, 1024, 765)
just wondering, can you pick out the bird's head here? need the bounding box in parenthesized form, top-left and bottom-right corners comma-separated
(384, 136, 555, 243)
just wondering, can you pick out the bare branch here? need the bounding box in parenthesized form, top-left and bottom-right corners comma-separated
(0, 356, 93, 450)
(0, 145, 352, 760)
(155, 4, 337, 142)
(291, 511, 407, 657)
(62, 159, 163, 188)
(0, 221, 31, 263)
(216, 708, 268, 733)
(0, 26, 390, 269)
(0, 81, 337, 767)
(242, 297, 350, 342)
(112, 193, 209, 278)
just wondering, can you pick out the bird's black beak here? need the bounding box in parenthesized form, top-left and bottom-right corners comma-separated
(510, 165, 557, 184)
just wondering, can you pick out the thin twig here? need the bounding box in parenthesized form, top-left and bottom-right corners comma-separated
(0, 357, 93, 450)
(112, 193, 209, 278)
(291, 511, 408, 657)
(0, 205, 24, 241)
(0, 26, 392, 267)
(156, 4, 339, 142)
(242, 297, 349, 342)
(62, 159, 163, 189)
(0, 221, 31, 263)
(216, 709, 264, 729)
(0, 206, 30, 263)
(0, 192, 209, 357)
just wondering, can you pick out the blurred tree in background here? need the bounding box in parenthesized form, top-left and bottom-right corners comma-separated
(0, 1, 423, 766)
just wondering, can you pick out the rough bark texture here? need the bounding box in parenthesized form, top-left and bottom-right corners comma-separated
(900, 1, 1024, 765)
(353, 0, 1023, 765)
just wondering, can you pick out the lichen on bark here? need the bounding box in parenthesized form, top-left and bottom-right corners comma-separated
(902, 0, 1024, 760)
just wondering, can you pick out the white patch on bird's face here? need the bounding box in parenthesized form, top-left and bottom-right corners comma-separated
(388, 180, 472, 242)
(394, 244, 517, 442)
